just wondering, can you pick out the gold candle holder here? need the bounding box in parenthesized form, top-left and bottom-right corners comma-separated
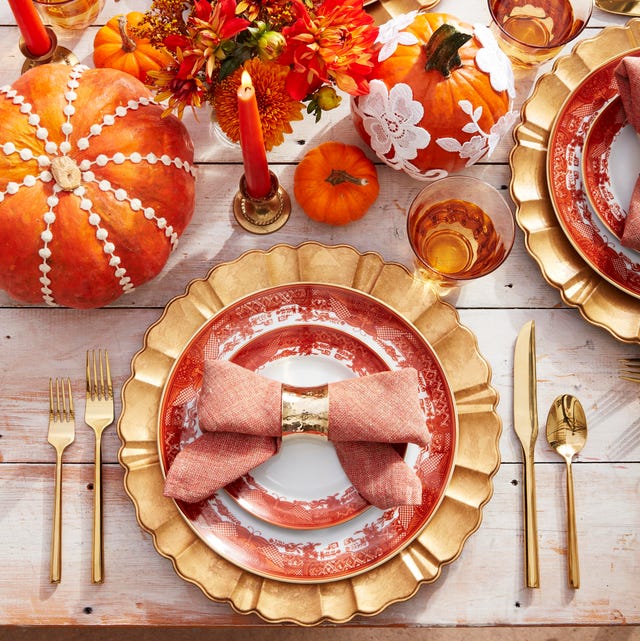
(19, 26, 79, 74)
(233, 171, 291, 234)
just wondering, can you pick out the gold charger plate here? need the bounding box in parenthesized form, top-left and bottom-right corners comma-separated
(511, 19, 640, 343)
(117, 242, 501, 625)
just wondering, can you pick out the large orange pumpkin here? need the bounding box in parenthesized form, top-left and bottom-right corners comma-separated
(0, 63, 196, 309)
(351, 13, 517, 179)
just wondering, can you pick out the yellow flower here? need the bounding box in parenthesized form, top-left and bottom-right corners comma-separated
(239, 0, 298, 28)
(133, 0, 188, 44)
(256, 29, 287, 60)
(213, 58, 304, 151)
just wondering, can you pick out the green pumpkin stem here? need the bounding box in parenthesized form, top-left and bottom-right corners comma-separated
(325, 169, 368, 187)
(424, 24, 472, 77)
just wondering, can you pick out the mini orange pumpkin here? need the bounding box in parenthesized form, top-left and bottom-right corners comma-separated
(351, 13, 516, 179)
(93, 12, 173, 83)
(294, 142, 379, 225)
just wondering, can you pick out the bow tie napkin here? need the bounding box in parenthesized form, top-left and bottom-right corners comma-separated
(614, 56, 640, 251)
(163, 359, 430, 510)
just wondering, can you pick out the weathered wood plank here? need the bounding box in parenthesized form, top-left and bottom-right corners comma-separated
(0, 463, 636, 626)
(0, 307, 637, 466)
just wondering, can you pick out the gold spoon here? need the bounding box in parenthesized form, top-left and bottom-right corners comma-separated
(545, 394, 588, 589)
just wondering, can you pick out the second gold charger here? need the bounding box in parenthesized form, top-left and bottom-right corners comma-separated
(511, 19, 640, 343)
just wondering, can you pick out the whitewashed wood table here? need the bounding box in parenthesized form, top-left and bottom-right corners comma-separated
(0, 0, 638, 629)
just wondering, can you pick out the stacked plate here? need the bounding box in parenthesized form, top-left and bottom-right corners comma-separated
(512, 20, 640, 343)
(118, 243, 501, 624)
(159, 282, 457, 583)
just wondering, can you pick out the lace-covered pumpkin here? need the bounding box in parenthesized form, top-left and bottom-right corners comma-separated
(351, 12, 517, 180)
(0, 63, 196, 308)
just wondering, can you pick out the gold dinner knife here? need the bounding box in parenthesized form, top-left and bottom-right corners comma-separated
(513, 320, 540, 588)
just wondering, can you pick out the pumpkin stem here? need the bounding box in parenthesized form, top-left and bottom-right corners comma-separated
(325, 169, 368, 187)
(118, 15, 137, 53)
(424, 24, 472, 78)
(51, 156, 82, 191)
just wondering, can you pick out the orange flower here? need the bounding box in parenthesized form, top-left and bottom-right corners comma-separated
(147, 50, 208, 118)
(137, 0, 378, 146)
(278, 0, 378, 100)
(168, 0, 250, 80)
(213, 58, 304, 151)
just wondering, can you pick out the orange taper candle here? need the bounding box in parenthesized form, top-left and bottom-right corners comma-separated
(9, 0, 52, 57)
(237, 70, 272, 199)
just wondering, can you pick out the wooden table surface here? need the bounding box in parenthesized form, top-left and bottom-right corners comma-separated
(0, 0, 638, 629)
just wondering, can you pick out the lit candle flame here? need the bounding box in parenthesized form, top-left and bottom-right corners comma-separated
(241, 70, 252, 89)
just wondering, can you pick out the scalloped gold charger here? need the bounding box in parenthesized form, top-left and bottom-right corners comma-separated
(511, 19, 640, 343)
(117, 242, 500, 625)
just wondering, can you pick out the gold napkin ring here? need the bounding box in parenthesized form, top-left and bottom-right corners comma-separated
(281, 383, 329, 438)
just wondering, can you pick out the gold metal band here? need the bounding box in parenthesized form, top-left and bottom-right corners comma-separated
(281, 383, 329, 438)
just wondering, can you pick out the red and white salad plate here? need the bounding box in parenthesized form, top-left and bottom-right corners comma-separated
(581, 95, 640, 241)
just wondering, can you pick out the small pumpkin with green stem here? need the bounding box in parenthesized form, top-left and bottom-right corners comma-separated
(93, 12, 173, 83)
(294, 142, 380, 225)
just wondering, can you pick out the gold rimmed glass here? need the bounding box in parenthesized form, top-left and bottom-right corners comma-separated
(488, 0, 593, 67)
(406, 175, 515, 288)
(34, 0, 105, 30)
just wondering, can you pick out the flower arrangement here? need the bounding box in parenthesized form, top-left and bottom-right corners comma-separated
(136, 0, 379, 150)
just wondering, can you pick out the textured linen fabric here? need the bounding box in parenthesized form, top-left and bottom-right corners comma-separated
(614, 57, 640, 251)
(197, 359, 282, 436)
(163, 360, 429, 509)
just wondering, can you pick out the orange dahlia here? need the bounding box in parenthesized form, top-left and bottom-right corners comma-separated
(213, 58, 304, 151)
(278, 0, 378, 100)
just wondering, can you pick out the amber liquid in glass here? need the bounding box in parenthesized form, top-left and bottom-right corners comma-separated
(409, 199, 506, 280)
(489, 0, 584, 64)
(501, 14, 554, 47)
(36, 0, 104, 30)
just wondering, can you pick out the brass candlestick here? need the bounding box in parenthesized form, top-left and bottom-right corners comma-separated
(233, 171, 291, 234)
(20, 27, 79, 73)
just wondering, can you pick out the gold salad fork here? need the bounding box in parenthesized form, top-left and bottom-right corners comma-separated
(619, 357, 640, 383)
(47, 377, 75, 583)
(85, 349, 114, 584)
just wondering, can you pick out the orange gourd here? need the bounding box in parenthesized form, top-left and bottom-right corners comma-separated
(0, 63, 196, 309)
(351, 13, 516, 179)
(294, 142, 379, 225)
(93, 12, 173, 83)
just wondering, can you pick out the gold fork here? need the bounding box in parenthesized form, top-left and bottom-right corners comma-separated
(619, 357, 640, 383)
(47, 377, 75, 583)
(85, 349, 114, 584)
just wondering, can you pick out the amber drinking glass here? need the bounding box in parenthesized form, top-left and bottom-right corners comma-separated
(488, 0, 593, 66)
(34, 0, 105, 30)
(407, 176, 515, 286)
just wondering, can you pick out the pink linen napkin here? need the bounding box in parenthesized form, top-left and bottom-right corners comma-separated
(614, 56, 640, 251)
(163, 359, 430, 510)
